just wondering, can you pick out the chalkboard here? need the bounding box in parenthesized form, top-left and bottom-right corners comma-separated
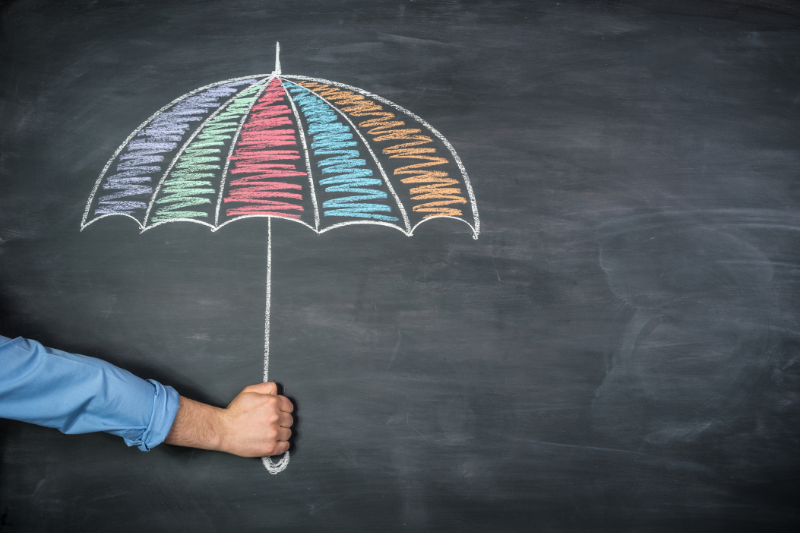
(2, 0, 799, 531)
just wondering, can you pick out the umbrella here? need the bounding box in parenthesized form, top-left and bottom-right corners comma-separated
(81, 43, 480, 474)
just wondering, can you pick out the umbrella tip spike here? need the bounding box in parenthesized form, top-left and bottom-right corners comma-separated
(273, 41, 281, 76)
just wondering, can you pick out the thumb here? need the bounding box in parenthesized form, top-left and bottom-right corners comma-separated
(242, 382, 278, 395)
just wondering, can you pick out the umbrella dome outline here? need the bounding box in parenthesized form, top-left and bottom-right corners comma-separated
(81, 43, 480, 474)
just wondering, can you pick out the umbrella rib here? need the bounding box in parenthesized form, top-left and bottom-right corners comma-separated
(280, 80, 320, 232)
(213, 75, 276, 227)
(141, 79, 269, 229)
(289, 80, 412, 235)
(81, 74, 270, 232)
(285, 75, 480, 239)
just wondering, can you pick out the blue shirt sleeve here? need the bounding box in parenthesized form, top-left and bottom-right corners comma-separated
(0, 335, 180, 451)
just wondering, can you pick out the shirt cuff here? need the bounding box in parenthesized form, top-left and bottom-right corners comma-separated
(125, 380, 180, 451)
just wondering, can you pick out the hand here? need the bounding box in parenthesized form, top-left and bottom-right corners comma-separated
(164, 382, 294, 458)
(218, 382, 294, 457)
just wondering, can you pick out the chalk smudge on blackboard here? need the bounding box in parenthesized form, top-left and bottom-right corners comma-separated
(593, 215, 777, 445)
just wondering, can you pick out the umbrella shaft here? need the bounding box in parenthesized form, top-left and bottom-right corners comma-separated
(264, 217, 272, 383)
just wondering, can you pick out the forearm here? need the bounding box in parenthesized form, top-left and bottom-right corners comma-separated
(164, 396, 225, 452)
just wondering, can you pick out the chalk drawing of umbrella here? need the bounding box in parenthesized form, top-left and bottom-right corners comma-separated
(81, 44, 480, 474)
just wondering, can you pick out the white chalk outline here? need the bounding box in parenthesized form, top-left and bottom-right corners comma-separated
(264, 216, 273, 382)
(83, 74, 479, 239)
(281, 81, 320, 231)
(409, 215, 477, 236)
(213, 213, 315, 233)
(319, 219, 409, 235)
(282, 80, 411, 234)
(80, 74, 266, 232)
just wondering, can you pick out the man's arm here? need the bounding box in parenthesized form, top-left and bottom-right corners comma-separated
(0, 335, 292, 456)
(166, 382, 293, 457)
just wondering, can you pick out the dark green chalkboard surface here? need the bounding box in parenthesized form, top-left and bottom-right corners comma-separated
(2, 1, 799, 531)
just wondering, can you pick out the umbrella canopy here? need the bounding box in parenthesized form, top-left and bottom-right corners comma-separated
(82, 44, 479, 238)
(81, 44, 480, 474)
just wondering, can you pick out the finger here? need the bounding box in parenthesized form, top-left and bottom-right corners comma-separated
(243, 382, 278, 396)
(277, 427, 292, 441)
(268, 440, 290, 456)
(278, 412, 293, 428)
(277, 395, 294, 413)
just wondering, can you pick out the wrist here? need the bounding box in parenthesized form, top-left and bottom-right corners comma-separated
(165, 396, 228, 453)
(209, 405, 230, 453)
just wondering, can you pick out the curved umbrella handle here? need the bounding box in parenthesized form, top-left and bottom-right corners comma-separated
(263, 452, 290, 474)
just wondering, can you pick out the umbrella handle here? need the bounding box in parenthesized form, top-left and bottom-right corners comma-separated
(262, 452, 290, 474)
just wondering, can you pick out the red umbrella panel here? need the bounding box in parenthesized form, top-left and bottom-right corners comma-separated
(82, 44, 480, 474)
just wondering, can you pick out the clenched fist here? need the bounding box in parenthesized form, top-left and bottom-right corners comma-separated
(165, 382, 294, 457)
